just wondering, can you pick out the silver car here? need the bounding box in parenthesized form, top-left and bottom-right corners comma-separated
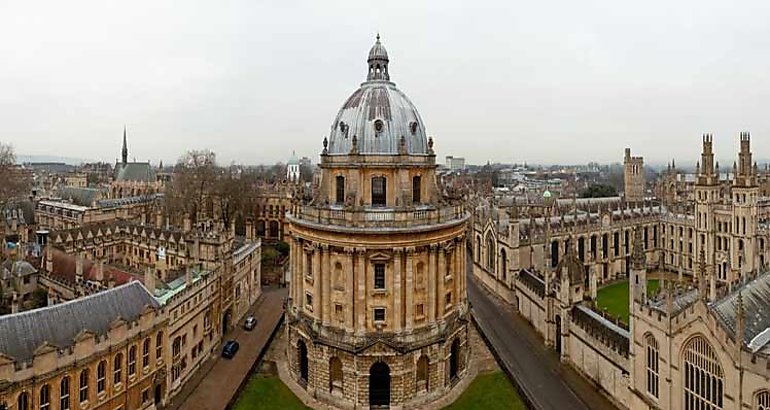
(243, 315, 257, 331)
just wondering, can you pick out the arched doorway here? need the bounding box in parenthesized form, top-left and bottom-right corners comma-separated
(369, 361, 390, 408)
(555, 315, 562, 355)
(222, 309, 232, 335)
(450, 339, 460, 382)
(298, 341, 309, 385)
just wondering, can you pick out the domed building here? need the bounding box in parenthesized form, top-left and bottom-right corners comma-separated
(285, 35, 470, 409)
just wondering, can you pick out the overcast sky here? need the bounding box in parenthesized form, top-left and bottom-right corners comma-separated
(1, 0, 770, 166)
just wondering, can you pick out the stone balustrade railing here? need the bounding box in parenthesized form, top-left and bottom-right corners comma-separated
(290, 203, 467, 229)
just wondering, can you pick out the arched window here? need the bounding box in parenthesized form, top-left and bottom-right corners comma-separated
(551, 240, 560, 267)
(756, 390, 770, 410)
(334, 262, 344, 290)
(416, 355, 429, 392)
(335, 175, 345, 204)
(128, 345, 137, 376)
(486, 233, 495, 271)
(96, 361, 106, 393)
(371, 176, 386, 206)
(475, 236, 481, 262)
(143, 337, 151, 368)
(17, 392, 29, 410)
(683, 336, 723, 409)
(412, 175, 421, 204)
(39, 384, 50, 410)
(329, 357, 343, 395)
(79, 369, 89, 403)
(114, 353, 123, 385)
(60, 376, 70, 410)
(172, 337, 182, 358)
(156, 332, 163, 359)
(645, 334, 659, 399)
(500, 249, 507, 281)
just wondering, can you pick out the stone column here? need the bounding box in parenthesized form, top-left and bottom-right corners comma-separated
(405, 247, 414, 331)
(438, 245, 447, 318)
(356, 248, 367, 334)
(428, 244, 437, 322)
(296, 239, 304, 310)
(393, 248, 403, 332)
(454, 242, 461, 305)
(322, 244, 331, 326)
(313, 244, 321, 319)
(345, 248, 355, 332)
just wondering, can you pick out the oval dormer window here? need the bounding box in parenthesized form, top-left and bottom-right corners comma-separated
(374, 119, 384, 134)
(410, 121, 418, 135)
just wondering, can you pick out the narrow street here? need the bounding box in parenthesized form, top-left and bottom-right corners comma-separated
(467, 252, 618, 410)
(167, 287, 287, 410)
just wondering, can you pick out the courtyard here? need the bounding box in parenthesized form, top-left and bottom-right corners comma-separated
(595, 278, 660, 324)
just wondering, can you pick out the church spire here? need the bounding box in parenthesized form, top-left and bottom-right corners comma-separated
(122, 125, 128, 165)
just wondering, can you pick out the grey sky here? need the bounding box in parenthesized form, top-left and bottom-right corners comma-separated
(1, 0, 770, 166)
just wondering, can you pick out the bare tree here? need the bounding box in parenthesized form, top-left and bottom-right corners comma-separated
(0, 142, 31, 214)
(165, 149, 219, 225)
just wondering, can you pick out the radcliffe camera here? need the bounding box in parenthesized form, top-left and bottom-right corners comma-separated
(1, 2, 769, 410)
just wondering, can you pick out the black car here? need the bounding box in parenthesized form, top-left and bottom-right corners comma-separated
(222, 340, 239, 359)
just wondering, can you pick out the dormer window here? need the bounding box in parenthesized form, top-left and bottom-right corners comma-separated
(410, 121, 418, 135)
(374, 119, 384, 134)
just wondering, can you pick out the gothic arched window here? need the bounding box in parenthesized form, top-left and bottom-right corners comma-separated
(645, 334, 659, 399)
(756, 390, 770, 410)
(485, 233, 495, 271)
(683, 336, 723, 410)
(336, 176, 345, 204)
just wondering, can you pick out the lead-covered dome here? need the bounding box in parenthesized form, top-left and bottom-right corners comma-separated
(326, 35, 429, 156)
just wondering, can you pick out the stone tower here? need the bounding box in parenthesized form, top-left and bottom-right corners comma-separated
(694, 134, 719, 283)
(623, 148, 645, 203)
(730, 131, 758, 281)
(630, 227, 647, 304)
(285, 35, 470, 409)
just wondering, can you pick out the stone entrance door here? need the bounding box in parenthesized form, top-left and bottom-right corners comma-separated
(298, 341, 309, 384)
(450, 339, 460, 382)
(369, 362, 390, 409)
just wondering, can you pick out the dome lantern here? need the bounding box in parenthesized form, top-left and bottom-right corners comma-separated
(367, 33, 390, 81)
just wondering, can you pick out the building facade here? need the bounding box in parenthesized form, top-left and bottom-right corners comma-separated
(472, 133, 770, 410)
(285, 36, 470, 409)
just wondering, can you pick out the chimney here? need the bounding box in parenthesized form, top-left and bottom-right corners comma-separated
(45, 246, 53, 272)
(107, 272, 116, 289)
(145, 266, 156, 294)
(75, 252, 84, 283)
(186, 264, 193, 287)
(95, 260, 104, 282)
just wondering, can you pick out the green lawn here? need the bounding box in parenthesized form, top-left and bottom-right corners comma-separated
(596, 279, 659, 324)
(232, 371, 523, 410)
(232, 375, 309, 410)
(443, 371, 526, 410)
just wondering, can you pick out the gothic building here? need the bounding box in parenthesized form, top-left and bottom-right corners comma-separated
(285, 36, 470, 408)
(473, 133, 770, 410)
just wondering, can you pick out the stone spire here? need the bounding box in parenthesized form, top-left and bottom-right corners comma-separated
(631, 227, 645, 270)
(122, 125, 128, 165)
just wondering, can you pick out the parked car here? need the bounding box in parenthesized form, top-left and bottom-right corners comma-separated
(244, 315, 257, 331)
(222, 340, 239, 359)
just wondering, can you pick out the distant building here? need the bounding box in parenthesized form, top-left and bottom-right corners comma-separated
(287, 151, 300, 182)
(623, 147, 645, 202)
(445, 155, 466, 171)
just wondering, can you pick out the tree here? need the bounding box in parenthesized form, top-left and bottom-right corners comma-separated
(580, 184, 618, 198)
(165, 149, 219, 225)
(0, 143, 31, 214)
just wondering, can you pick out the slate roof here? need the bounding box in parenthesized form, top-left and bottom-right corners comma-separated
(115, 162, 156, 182)
(0, 281, 159, 363)
(57, 186, 106, 207)
(1, 260, 37, 279)
(712, 271, 770, 354)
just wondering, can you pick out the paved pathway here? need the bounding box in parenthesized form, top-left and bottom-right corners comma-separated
(167, 287, 287, 410)
(467, 253, 618, 410)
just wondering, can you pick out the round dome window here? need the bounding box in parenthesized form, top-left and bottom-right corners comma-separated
(374, 119, 384, 134)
